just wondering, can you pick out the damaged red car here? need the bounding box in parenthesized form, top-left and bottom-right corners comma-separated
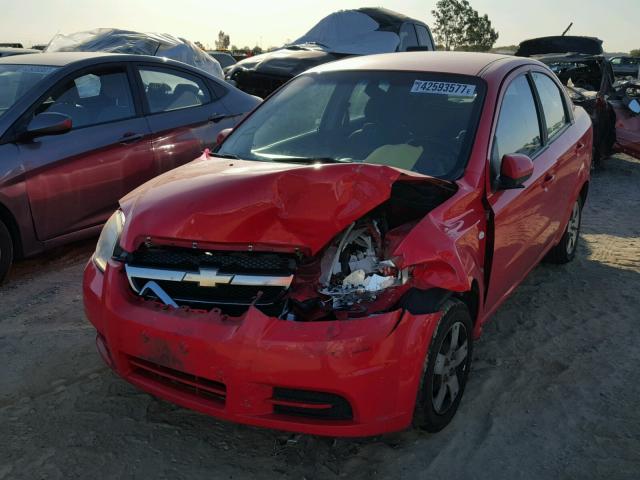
(83, 52, 592, 437)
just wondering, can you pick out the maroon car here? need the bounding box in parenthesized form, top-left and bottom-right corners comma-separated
(0, 52, 260, 281)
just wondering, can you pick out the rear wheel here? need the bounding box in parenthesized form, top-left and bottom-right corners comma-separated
(0, 219, 13, 283)
(414, 300, 473, 433)
(547, 197, 582, 264)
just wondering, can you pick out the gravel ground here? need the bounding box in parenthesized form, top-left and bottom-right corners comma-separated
(1, 154, 639, 480)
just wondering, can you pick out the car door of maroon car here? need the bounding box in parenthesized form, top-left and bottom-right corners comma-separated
(135, 65, 237, 174)
(18, 63, 155, 241)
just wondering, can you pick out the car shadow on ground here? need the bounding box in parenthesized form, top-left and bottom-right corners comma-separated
(2, 238, 95, 288)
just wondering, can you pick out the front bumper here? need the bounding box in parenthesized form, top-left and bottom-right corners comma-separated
(83, 260, 441, 437)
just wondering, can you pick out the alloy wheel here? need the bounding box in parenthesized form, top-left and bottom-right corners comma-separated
(431, 321, 469, 414)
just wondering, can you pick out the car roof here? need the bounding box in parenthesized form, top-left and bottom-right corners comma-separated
(0, 51, 123, 66)
(308, 51, 528, 78)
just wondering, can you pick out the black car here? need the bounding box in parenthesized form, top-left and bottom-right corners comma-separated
(226, 7, 434, 98)
(516, 36, 617, 165)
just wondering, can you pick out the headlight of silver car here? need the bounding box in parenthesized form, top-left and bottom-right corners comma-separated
(93, 210, 125, 272)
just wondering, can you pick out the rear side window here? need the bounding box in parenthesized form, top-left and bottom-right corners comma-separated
(493, 75, 541, 170)
(532, 72, 567, 139)
(415, 25, 433, 49)
(139, 68, 211, 113)
(36, 69, 135, 128)
(398, 23, 419, 51)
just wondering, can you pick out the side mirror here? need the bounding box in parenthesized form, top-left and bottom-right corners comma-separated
(498, 153, 534, 190)
(23, 112, 72, 140)
(216, 127, 233, 145)
(628, 98, 640, 114)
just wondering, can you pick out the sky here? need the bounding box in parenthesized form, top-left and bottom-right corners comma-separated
(2, 0, 638, 53)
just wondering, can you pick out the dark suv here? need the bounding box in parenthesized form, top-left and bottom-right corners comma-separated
(226, 7, 434, 98)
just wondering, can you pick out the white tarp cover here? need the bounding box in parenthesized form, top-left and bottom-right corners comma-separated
(290, 10, 399, 55)
(46, 29, 223, 79)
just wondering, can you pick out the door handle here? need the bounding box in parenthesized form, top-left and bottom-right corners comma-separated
(208, 112, 243, 123)
(576, 142, 586, 152)
(120, 132, 144, 144)
(543, 173, 556, 184)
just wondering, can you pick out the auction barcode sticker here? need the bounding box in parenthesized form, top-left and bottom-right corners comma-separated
(411, 80, 476, 97)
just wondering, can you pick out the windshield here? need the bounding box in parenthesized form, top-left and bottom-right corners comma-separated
(218, 71, 485, 179)
(0, 64, 59, 119)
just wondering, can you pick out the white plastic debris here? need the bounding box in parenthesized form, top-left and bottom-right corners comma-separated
(342, 269, 366, 288)
(363, 274, 395, 292)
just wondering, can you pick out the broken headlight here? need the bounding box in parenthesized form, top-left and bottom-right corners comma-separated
(319, 218, 409, 310)
(93, 210, 125, 272)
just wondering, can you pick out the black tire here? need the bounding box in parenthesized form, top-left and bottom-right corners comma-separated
(0, 219, 13, 284)
(547, 197, 583, 264)
(414, 299, 473, 433)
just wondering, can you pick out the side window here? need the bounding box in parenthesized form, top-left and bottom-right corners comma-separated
(415, 25, 433, 49)
(36, 69, 135, 129)
(492, 75, 542, 174)
(611, 58, 622, 65)
(139, 68, 211, 113)
(398, 23, 419, 51)
(532, 72, 567, 140)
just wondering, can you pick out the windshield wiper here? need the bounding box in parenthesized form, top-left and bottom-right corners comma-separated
(269, 157, 350, 164)
(211, 153, 239, 160)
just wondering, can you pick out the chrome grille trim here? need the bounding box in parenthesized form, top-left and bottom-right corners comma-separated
(125, 264, 294, 293)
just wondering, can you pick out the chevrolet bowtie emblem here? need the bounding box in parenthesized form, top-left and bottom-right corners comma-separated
(125, 264, 294, 291)
(183, 268, 234, 287)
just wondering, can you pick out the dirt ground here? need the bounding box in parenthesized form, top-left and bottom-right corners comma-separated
(1, 154, 639, 480)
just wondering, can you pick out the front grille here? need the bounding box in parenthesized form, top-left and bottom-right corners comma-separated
(129, 356, 226, 406)
(271, 388, 353, 421)
(233, 72, 289, 98)
(130, 247, 296, 275)
(126, 246, 297, 314)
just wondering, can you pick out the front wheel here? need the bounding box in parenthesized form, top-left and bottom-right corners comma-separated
(414, 299, 473, 433)
(0, 219, 13, 284)
(547, 197, 582, 264)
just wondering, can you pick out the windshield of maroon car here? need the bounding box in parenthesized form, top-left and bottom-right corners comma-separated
(0, 64, 59, 119)
(218, 71, 486, 179)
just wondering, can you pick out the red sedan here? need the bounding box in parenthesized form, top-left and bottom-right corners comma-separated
(83, 52, 592, 436)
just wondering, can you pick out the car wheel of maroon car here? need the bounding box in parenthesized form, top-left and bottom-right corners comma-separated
(0, 219, 13, 283)
(547, 198, 583, 264)
(415, 300, 473, 433)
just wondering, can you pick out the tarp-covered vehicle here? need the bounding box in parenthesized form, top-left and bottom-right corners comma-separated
(226, 8, 434, 98)
(46, 29, 224, 79)
(516, 36, 617, 164)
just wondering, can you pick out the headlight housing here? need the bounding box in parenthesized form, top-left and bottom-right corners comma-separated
(93, 210, 125, 272)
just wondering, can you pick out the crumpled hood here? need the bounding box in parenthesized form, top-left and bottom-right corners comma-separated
(229, 48, 342, 78)
(119, 156, 443, 255)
